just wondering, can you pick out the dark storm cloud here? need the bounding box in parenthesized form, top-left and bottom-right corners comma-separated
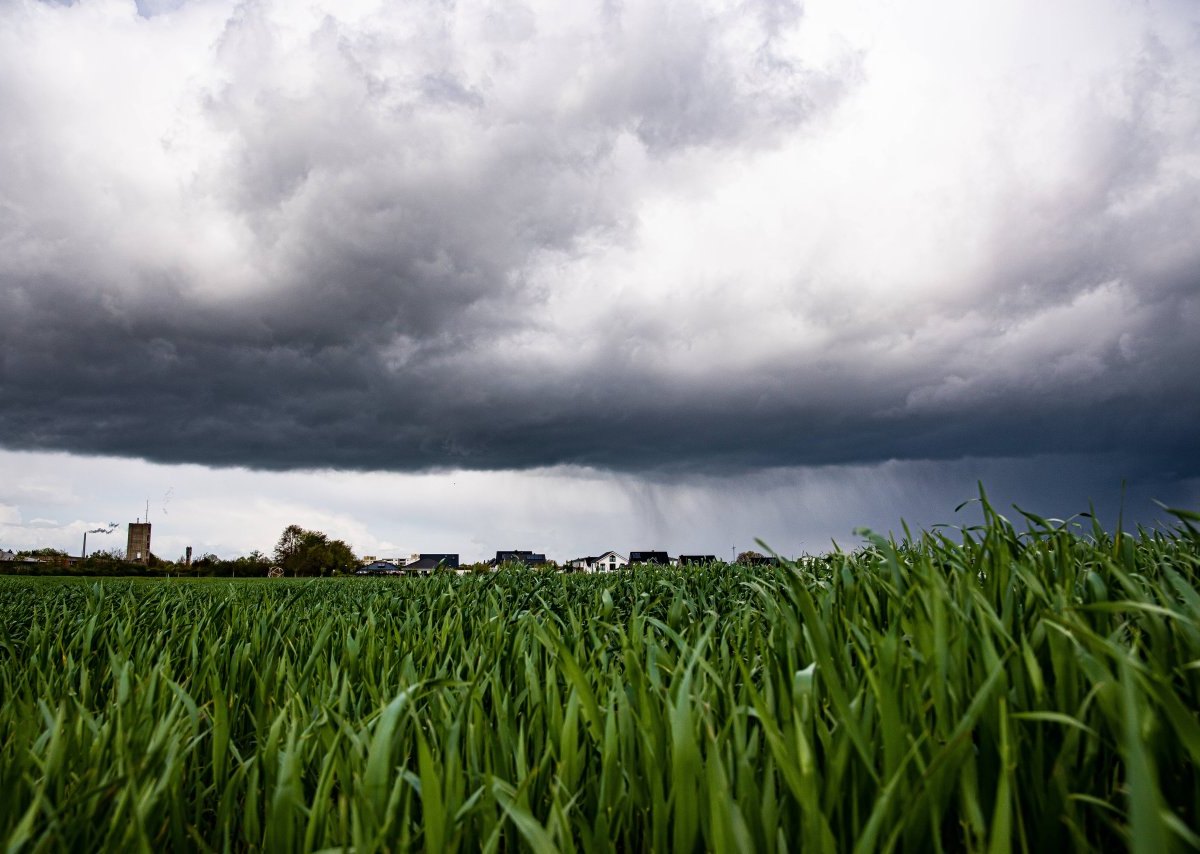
(1, 0, 1198, 482)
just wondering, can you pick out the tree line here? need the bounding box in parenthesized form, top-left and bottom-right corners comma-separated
(0, 525, 357, 577)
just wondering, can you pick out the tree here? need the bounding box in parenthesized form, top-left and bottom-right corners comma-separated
(274, 525, 306, 568)
(736, 550, 766, 564)
(273, 524, 357, 576)
(17, 547, 68, 559)
(232, 551, 271, 577)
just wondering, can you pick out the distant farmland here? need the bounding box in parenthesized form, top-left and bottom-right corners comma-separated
(2, 501, 1198, 851)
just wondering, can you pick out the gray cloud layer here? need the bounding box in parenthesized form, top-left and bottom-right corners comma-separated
(1, 0, 1198, 482)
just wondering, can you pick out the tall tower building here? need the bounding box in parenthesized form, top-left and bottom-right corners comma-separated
(127, 521, 152, 564)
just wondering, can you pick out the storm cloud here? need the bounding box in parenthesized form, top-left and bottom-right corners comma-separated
(2, 0, 1199, 482)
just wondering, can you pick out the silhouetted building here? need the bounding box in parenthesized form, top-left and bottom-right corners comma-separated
(357, 560, 405, 575)
(126, 522, 151, 565)
(628, 551, 673, 565)
(677, 555, 717, 566)
(404, 553, 460, 571)
(490, 550, 547, 567)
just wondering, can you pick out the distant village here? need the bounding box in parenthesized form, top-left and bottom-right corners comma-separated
(1, 519, 782, 576)
(355, 549, 775, 575)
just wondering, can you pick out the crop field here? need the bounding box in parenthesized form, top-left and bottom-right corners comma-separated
(2, 501, 1199, 852)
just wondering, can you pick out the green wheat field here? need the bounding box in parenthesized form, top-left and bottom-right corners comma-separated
(2, 499, 1199, 852)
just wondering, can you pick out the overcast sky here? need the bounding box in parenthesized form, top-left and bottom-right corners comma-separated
(2, 0, 1198, 561)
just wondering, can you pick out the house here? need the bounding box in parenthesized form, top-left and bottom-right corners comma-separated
(357, 560, 404, 575)
(0, 550, 16, 562)
(677, 554, 717, 566)
(567, 551, 628, 572)
(489, 550, 548, 567)
(628, 551, 674, 566)
(358, 556, 402, 567)
(403, 553, 460, 573)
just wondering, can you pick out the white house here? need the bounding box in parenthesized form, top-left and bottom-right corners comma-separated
(568, 551, 628, 572)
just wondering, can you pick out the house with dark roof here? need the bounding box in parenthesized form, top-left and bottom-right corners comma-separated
(404, 553, 459, 572)
(356, 560, 404, 575)
(677, 554, 718, 566)
(627, 551, 673, 566)
(489, 550, 548, 567)
(567, 550, 628, 572)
